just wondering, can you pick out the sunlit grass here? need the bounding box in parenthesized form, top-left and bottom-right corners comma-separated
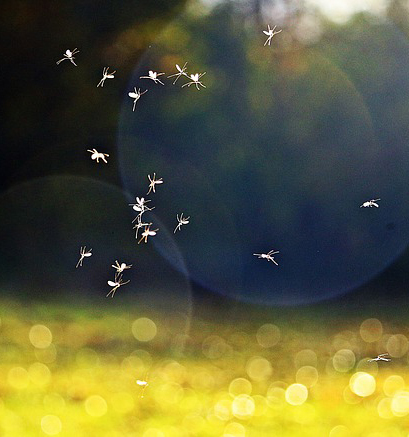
(1, 298, 409, 436)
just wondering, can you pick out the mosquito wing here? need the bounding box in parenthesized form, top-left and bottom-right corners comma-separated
(108, 281, 117, 287)
(263, 30, 271, 35)
(128, 92, 138, 98)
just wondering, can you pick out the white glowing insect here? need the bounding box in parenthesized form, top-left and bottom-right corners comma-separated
(129, 197, 154, 221)
(128, 87, 148, 111)
(182, 72, 206, 90)
(147, 173, 163, 194)
(368, 353, 391, 362)
(76, 246, 92, 268)
(168, 62, 188, 84)
(140, 70, 165, 85)
(87, 148, 109, 164)
(133, 215, 153, 239)
(136, 379, 149, 398)
(97, 67, 116, 87)
(138, 225, 159, 244)
(263, 24, 282, 46)
(360, 198, 381, 208)
(106, 274, 130, 298)
(174, 213, 190, 233)
(253, 249, 280, 266)
(111, 260, 132, 275)
(56, 48, 79, 66)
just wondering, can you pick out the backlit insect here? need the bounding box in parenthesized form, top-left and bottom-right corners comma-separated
(368, 353, 391, 362)
(87, 148, 109, 163)
(129, 197, 154, 221)
(263, 25, 282, 46)
(106, 274, 130, 298)
(136, 379, 149, 398)
(174, 213, 190, 233)
(133, 215, 152, 239)
(182, 72, 206, 90)
(253, 249, 280, 266)
(56, 48, 79, 66)
(360, 198, 381, 208)
(76, 246, 92, 268)
(138, 225, 159, 244)
(140, 70, 165, 85)
(97, 67, 116, 87)
(128, 87, 148, 111)
(147, 173, 163, 194)
(168, 62, 188, 84)
(111, 260, 132, 276)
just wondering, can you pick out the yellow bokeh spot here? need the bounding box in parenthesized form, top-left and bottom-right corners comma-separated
(202, 335, 230, 359)
(224, 421, 246, 437)
(29, 324, 52, 348)
(43, 393, 66, 411)
(76, 348, 99, 368)
(266, 386, 286, 410)
(391, 391, 409, 417)
(8, 366, 29, 389)
(182, 415, 205, 433)
(232, 395, 255, 419)
(214, 399, 232, 421)
(111, 392, 135, 414)
(383, 375, 405, 396)
(132, 318, 157, 342)
(256, 323, 281, 348)
(377, 397, 394, 419)
(142, 429, 165, 437)
(41, 415, 62, 435)
(296, 366, 318, 387)
(332, 349, 355, 373)
(245, 356, 272, 381)
(155, 382, 184, 405)
(360, 318, 382, 343)
(229, 378, 252, 397)
(84, 395, 108, 417)
(35, 344, 57, 364)
(343, 385, 362, 404)
(29, 362, 51, 386)
(285, 384, 308, 406)
(329, 425, 350, 437)
(292, 403, 316, 424)
(252, 395, 268, 416)
(294, 349, 318, 368)
(386, 334, 409, 358)
(349, 372, 376, 397)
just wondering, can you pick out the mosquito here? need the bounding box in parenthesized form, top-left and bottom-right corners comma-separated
(136, 378, 149, 398)
(147, 173, 163, 195)
(138, 225, 159, 244)
(97, 67, 116, 87)
(253, 249, 280, 266)
(111, 260, 132, 276)
(168, 62, 188, 85)
(76, 246, 92, 268)
(106, 273, 130, 298)
(368, 353, 391, 362)
(181, 72, 206, 90)
(56, 48, 79, 66)
(133, 215, 153, 239)
(360, 198, 381, 208)
(263, 25, 282, 46)
(174, 213, 190, 233)
(128, 87, 148, 111)
(129, 197, 154, 221)
(140, 70, 165, 85)
(87, 148, 109, 164)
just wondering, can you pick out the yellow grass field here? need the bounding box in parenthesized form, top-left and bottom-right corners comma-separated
(1, 298, 409, 436)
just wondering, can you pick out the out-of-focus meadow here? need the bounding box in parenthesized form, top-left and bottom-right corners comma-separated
(2, 298, 409, 437)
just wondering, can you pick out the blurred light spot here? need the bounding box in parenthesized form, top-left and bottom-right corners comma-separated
(329, 425, 350, 437)
(256, 324, 281, 348)
(229, 331, 249, 348)
(224, 421, 246, 437)
(391, 391, 409, 416)
(182, 415, 205, 433)
(383, 375, 405, 397)
(43, 393, 66, 411)
(355, 358, 378, 375)
(84, 395, 108, 417)
(29, 324, 52, 348)
(285, 384, 308, 405)
(252, 395, 268, 416)
(35, 344, 57, 364)
(332, 349, 355, 373)
(294, 349, 317, 368)
(202, 335, 231, 359)
(163, 361, 186, 383)
(8, 366, 29, 389)
(360, 318, 383, 343)
(65, 323, 87, 348)
(296, 366, 318, 387)
(142, 429, 165, 437)
(246, 356, 272, 381)
(191, 369, 215, 392)
(232, 394, 255, 419)
(229, 378, 252, 397)
(29, 362, 51, 386)
(121, 355, 145, 376)
(377, 397, 394, 419)
(155, 382, 184, 405)
(266, 386, 286, 410)
(292, 403, 316, 424)
(111, 392, 134, 414)
(343, 385, 361, 404)
(76, 348, 99, 368)
(387, 334, 409, 358)
(349, 372, 376, 397)
(214, 399, 232, 421)
(41, 415, 62, 435)
(132, 318, 157, 342)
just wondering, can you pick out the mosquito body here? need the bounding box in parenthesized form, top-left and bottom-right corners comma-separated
(128, 87, 148, 111)
(56, 48, 79, 66)
(97, 67, 116, 87)
(133, 215, 153, 239)
(147, 173, 163, 194)
(174, 213, 190, 233)
(111, 260, 132, 276)
(138, 225, 159, 244)
(253, 249, 280, 266)
(76, 246, 92, 268)
(136, 379, 149, 398)
(182, 72, 206, 90)
(140, 70, 165, 85)
(263, 25, 282, 46)
(368, 353, 391, 362)
(87, 148, 109, 163)
(129, 197, 154, 221)
(360, 198, 381, 208)
(106, 274, 130, 298)
(168, 62, 188, 84)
